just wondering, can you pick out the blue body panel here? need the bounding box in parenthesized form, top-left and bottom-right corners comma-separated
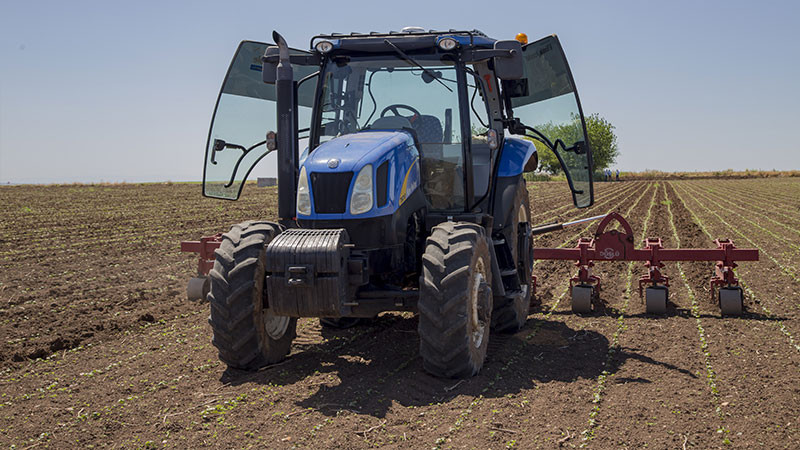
(298, 131, 420, 220)
(496, 137, 537, 177)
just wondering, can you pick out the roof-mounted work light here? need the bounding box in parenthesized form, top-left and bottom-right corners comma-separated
(315, 40, 334, 53)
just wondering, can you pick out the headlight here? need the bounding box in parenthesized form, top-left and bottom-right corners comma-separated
(437, 37, 458, 51)
(349, 165, 373, 215)
(297, 166, 311, 216)
(315, 40, 333, 53)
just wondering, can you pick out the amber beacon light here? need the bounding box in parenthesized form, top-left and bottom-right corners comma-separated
(515, 33, 528, 44)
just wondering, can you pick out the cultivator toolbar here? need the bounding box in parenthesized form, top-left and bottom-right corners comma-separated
(181, 212, 758, 316)
(531, 212, 759, 315)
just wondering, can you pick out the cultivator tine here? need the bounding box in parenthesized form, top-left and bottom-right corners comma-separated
(638, 237, 669, 298)
(532, 213, 759, 315)
(180, 233, 223, 301)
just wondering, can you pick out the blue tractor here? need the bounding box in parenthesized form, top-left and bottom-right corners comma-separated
(192, 28, 594, 378)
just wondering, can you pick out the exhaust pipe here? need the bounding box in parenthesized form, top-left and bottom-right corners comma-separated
(272, 31, 299, 226)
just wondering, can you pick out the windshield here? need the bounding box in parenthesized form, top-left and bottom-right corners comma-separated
(315, 54, 466, 210)
(203, 41, 316, 200)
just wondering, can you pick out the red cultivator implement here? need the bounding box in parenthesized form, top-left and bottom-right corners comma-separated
(180, 233, 222, 302)
(531, 212, 759, 315)
(182, 212, 758, 316)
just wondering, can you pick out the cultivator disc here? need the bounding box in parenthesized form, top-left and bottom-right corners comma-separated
(571, 285, 594, 314)
(644, 286, 668, 315)
(180, 233, 222, 301)
(186, 276, 210, 302)
(718, 286, 744, 316)
(533, 212, 758, 316)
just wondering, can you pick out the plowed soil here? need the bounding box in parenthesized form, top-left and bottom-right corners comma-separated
(1, 179, 799, 449)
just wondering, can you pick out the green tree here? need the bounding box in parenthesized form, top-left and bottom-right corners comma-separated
(535, 113, 618, 175)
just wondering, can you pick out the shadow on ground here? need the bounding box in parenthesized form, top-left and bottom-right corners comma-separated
(219, 313, 697, 418)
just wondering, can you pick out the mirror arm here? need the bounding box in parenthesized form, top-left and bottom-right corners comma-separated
(262, 53, 321, 66)
(505, 119, 557, 152)
(466, 48, 516, 62)
(222, 144, 273, 188)
(297, 70, 320, 87)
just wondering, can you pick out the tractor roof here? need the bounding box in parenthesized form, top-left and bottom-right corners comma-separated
(309, 29, 497, 53)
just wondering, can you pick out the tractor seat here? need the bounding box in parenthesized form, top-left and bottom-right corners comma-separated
(408, 114, 443, 160)
(369, 116, 413, 131)
(369, 114, 444, 160)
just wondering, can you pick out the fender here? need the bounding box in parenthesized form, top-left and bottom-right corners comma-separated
(496, 136, 537, 177)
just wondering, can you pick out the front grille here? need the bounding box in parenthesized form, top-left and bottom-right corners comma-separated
(376, 161, 389, 207)
(311, 171, 354, 214)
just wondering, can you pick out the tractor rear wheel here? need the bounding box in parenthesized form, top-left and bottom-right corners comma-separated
(418, 222, 492, 378)
(492, 179, 533, 333)
(208, 221, 296, 370)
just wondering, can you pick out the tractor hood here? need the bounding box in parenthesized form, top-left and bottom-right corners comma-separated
(303, 130, 412, 173)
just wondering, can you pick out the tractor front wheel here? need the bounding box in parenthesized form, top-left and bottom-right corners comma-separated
(208, 221, 296, 370)
(418, 222, 492, 378)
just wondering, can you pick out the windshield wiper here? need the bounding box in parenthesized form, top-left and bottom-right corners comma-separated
(383, 39, 453, 93)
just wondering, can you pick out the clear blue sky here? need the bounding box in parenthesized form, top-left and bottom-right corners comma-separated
(1, 0, 798, 183)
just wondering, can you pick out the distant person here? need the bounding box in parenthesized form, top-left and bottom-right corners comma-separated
(615, 169, 619, 181)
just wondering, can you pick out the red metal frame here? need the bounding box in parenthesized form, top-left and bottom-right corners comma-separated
(533, 213, 758, 300)
(180, 234, 223, 276)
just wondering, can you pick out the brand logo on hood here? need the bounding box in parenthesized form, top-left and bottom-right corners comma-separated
(327, 158, 340, 169)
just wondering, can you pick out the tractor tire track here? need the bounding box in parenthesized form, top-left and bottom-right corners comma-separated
(440, 182, 654, 448)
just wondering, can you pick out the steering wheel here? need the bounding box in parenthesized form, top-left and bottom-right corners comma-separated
(379, 104, 422, 120)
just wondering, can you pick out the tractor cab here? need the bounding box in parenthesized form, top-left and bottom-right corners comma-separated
(188, 29, 597, 379)
(203, 30, 593, 212)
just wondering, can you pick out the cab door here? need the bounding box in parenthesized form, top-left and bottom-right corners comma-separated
(203, 41, 317, 200)
(507, 35, 594, 208)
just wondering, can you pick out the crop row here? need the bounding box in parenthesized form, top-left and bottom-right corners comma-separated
(581, 182, 658, 443)
(671, 182, 800, 355)
(673, 183, 800, 286)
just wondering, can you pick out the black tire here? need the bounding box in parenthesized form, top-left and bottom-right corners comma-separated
(208, 221, 297, 370)
(492, 179, 533, 333)
(418, 222, 493, 378)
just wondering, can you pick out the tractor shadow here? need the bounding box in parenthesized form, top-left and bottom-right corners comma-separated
(220, 313, 698, 418)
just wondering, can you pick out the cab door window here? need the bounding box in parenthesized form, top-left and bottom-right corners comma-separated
(203, 41, 316, 200)
(507, 35, 594, 208)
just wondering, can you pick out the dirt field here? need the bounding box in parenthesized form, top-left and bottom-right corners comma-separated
(1, 179, 799, 449)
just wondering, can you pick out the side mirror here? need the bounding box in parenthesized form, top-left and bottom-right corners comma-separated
(493, 40, 523, 80)
(262, 46, 279, 84)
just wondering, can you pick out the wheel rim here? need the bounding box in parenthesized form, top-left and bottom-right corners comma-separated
(518, 201, 528, 224)
(264, 314, 290, 340)
(470, 257, 488, 348)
